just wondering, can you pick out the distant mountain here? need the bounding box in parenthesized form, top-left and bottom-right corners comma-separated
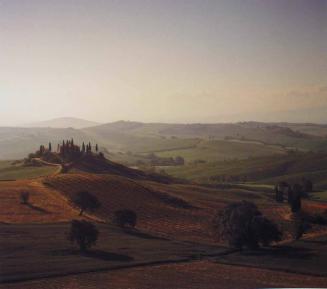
(27, 117, 100, 129)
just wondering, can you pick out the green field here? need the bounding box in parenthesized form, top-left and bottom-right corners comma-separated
(0, 161, 57, 180)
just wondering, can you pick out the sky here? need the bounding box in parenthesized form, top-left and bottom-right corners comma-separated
(0, 0, 326, 125)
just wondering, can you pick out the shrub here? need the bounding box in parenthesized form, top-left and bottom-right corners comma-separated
(20, 191, 30, 204)
(212, 201, 281, 249)
(69, 220, 99, 251)
(72, 191, 101, 216)
(114, 209, 137, 229)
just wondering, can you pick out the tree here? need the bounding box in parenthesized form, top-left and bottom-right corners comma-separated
(20, 191, 30, 204)
(212, 201, 281, 250)
(39, 145, 45, 155)
(95, 144, 99, 152)
(49, 142, 52, 152)
(113, 209, 137, 229)
(69, 220, 99, 251)
(72, 191, 101, 216)
(290, 184, 302, 213)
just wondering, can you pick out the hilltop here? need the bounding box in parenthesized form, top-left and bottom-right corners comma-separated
(26, 117, 100, 129)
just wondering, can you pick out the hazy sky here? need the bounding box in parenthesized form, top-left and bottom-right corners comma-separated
(0, 0, 326, 125)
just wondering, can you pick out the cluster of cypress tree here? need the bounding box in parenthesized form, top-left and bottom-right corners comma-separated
(37, 139, 100, 161)
(57, 139, 99, 158)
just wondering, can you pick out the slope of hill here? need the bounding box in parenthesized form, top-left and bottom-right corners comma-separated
(27, 117, 100, 129)
(164, 151, 327, 190)
(0, 179, 84, 223)
(66, 153, 173, 183)
(43, 172, 282, 243)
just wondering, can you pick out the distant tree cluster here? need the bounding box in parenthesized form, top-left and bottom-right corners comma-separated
(274, 179, 315, 240)
(274, 179, 314, 212)
(210, 175, 247, 183)
(146, 153, 185, 166)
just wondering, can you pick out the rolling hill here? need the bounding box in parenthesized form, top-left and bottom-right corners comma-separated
(1, 120, 327, 160)
(84, 121, 327, 153)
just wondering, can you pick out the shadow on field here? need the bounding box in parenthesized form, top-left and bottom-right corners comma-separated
(52, 249, 134, 262)
(83, 250, 134, 262)
(26, 203, 49, 214)
(240, 246, 314, 260)
(124, 229, 168, 241)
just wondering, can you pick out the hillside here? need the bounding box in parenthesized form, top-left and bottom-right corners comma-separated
(0, 160, 58, 181)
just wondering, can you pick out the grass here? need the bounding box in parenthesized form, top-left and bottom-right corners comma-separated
(0, 160, 57, 180)
(311, 191, 327, 202)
